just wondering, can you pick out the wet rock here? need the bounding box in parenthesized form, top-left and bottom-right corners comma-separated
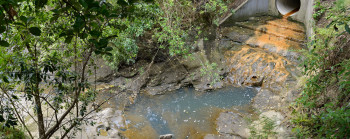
(181, 51, 208, 70)
(243, 75, 264, 87)
(148, 64, 187, 87)
(142, 83, 180, 95)
(262, 44, 301, 62)
(159, 134, 173, 139)
(221, 26, 254, 43)
(117, 60, 149, 78)
(225, 45, 293, 92)
(193, 80, 224, 91)
(216, 112, 250, 138)
(252, 89, 281, 112)
(187, 68, 224, 91)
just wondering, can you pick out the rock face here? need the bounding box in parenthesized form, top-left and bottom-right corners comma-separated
(222, 17, 304, 92)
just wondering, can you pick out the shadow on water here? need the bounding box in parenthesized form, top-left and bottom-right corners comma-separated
(122, 86, 258, 138)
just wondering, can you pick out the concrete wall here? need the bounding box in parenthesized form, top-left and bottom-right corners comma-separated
(269, 0, 314, 39)
(223, 0, 314, 38)
(304, 0, 315, 39)
(230, 0, 270, 20)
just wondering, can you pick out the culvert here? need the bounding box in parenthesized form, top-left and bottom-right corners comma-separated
(276, 0, 301, 16)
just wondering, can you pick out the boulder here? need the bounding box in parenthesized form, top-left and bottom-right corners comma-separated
(252, 89, 281, 112)
(252, 110, 291, 139)
(216, 112, 250, 138)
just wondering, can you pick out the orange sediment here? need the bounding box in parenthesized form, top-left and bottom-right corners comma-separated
(283, 8, 300, 19)
(246, 17, 305, 52)
(224, 15, 305, 89)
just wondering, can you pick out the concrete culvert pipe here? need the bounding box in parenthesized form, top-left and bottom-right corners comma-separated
(276, 0, 301, 16)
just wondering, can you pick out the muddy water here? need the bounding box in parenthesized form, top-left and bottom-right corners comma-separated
(121, 86, 257, 138)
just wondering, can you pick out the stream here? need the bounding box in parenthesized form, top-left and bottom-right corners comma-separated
(121, 86, 258, 138)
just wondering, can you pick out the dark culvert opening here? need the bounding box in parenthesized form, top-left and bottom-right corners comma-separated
(276, 0, 301, 16)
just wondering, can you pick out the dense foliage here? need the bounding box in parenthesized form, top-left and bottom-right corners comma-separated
(0, 0, 234, 138)
(0, 123, 26, 139)
(291, 0, 350, 138)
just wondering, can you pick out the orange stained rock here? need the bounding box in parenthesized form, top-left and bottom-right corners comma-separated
(267, 19, 305, 33)
(259, 24, 305, 41)
(224, 45, 291, 86)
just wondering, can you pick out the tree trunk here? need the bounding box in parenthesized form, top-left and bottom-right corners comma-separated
(35, 91, 45, 138)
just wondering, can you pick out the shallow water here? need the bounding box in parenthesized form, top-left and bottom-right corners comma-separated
(121, 86, 258, 138)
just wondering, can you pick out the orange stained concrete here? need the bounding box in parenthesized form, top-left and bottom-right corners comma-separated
(246, 18, 305, 52)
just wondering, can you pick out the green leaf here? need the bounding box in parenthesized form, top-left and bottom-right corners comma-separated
(3, 76, 9, 83)
(326, 21, 334, 28)
(14, 22, 25, 27)
(35, 0, 48, 8)
(59, 32, 67, 37)
(0, 115, 4, 122)
(89, 30, 101, 38)
(0, 40, 9, 47)
(27, 17, 35, 23)
(105, 52, 113, 56)
(345, 24, 350, 34)
(50, 15, 59, 23)
(12, 95, 18, 99)
(105, 46, 113, 51)
(94, 50, 102, 55)
(73, 16, 85, 32)
(117, 0, 128, 6)
(144, 0, 154, 3)
(29, 27, 41, 36)
(20, 16, 27, 24)
(0, 26, 5, 34)
(98, 38, 108, 48)
(79, 0, 88, 8)
(79, 32, 88, 39)
(65, 36, 73, 44)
